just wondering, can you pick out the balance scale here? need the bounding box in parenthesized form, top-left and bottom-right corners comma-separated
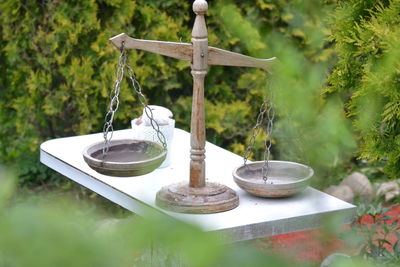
(82, 0, 313, 214)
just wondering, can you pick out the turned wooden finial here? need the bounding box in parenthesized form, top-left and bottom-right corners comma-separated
(193, 0, 208, 14)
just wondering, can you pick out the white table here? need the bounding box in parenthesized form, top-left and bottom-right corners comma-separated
(40, 128, 356, 242)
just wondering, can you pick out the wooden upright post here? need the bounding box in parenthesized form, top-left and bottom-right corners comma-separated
(190, 0, 208, 188)
(155, 0, 239, 213)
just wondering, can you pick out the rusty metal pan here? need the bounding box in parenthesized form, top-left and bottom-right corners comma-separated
(83, 139, 166, 177)
(233, 161, 314, 198)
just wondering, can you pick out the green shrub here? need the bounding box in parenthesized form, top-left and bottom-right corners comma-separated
(326, 0, 400, 178)
(0, 0, 192, 184)
(1, 168, 298, 267)
(0, 0, 340, 185)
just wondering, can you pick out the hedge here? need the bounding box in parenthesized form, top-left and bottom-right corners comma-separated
(326, 0, 400, 179)
(0, 0, 355, 185)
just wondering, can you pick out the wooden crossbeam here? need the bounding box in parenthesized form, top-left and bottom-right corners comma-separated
(109, 33, 276, 72)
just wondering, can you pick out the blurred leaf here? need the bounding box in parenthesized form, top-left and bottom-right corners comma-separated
(379, 215, 392, 221)
(0, 167, 16, 210)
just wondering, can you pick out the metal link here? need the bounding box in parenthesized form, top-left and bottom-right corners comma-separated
(102, 44, 127, 156)
(262, 83, 275, 182)
(125, 64, 168, 150)
(102, 43, 167, 157)
(243, 80, 275, 182)
(243, 101, 268, 165)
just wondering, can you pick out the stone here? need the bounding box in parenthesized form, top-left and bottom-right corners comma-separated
(320, 253, 351, 267)
(340, 172, 373, 202)
(376, 180, 400, 202)
(325, 185, 355, 203)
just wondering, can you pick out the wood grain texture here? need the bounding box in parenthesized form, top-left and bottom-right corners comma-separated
(208, 46, 276, 72)
(109, 34, 276, 71)
(109, 33, 192, 61)
(189, 0, 209, 188)
(156, 181, 239, 213)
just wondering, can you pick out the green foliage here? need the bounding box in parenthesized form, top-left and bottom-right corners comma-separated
(326, 0, 400, 178)
(270, 40, 355, 178)
(2, 167, 385, 267)
(348, 203, 400, 266)
(0, 0, 345, 185)
(213, 0, 357, 185)
(0, 0, 192, 184)
(0, 168, 309, 267)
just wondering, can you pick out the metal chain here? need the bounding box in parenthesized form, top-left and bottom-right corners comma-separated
(243, 101, 268, 165)
(243, 81, 275, 182)
(125, 61, 167, 150)
(262, 81, 275, 181)
(102, 42, 167, 157)
(102, 44, 127, 156)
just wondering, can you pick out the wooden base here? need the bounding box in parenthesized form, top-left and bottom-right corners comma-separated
(156, 182, 239, 214)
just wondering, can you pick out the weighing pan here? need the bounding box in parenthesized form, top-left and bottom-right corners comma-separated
(83, 139, 166, 177)
(233, 160, 313, 197)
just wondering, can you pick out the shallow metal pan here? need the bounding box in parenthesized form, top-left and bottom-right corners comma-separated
(83, 139, 166, 177)
(233, 160, 314, 197)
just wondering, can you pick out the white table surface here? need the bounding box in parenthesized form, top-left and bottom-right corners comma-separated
(40, 128, 356, 242)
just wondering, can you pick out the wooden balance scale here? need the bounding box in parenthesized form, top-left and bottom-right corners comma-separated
(106, 0, 276, 214)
